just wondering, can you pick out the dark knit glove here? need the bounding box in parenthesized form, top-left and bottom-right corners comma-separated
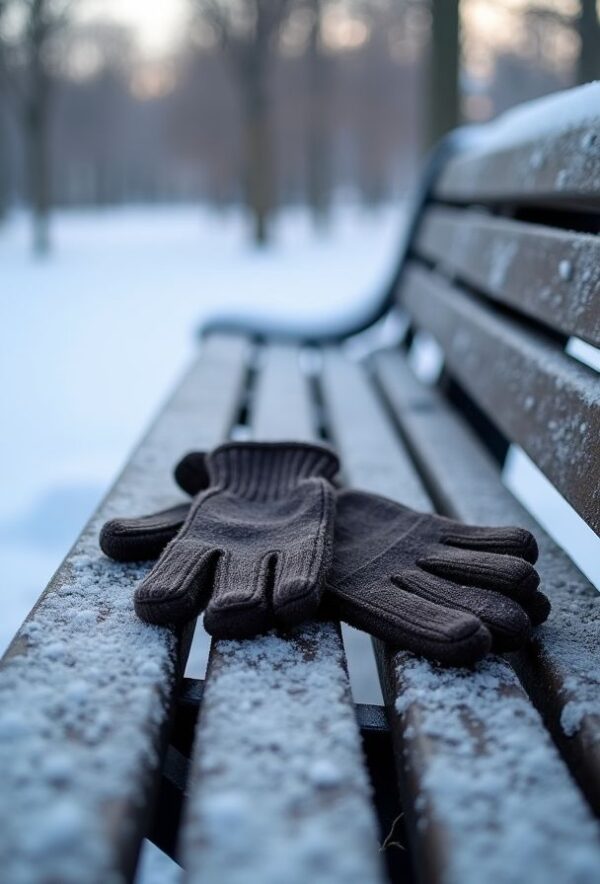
(102, 452, 549, 664)
(101, 442, 338, 635)
(322, 489, 548, 665)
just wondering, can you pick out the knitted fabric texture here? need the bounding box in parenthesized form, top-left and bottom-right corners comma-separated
(101, 450, 549, 664)
(102, 442, 338, 635)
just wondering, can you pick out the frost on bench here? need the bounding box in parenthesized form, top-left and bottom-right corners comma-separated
(183, 624, 382, 884)
(0, 336, 248, 884)
(322, 350, 600, 884)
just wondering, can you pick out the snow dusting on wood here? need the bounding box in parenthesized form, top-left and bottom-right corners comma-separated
(182, 623, 383, 884)
(0, 338, 249, 884)
(394, 654, 600, 884)
(437, 82, 600, 201)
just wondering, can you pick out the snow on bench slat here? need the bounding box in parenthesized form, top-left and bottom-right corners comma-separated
(373, 349, 600, 815)
(0, 335, 250, 884)
(181, 343, 383, 884)
(437, 82, 600, 202)
(401, 263, 600, 534)
(415, 206, 600, 348)
(321, 349, 600, 884)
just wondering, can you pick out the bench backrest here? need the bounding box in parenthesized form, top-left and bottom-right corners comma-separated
(396, 83, 600, 536)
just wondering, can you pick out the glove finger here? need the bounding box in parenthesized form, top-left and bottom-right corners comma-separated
(524, 589, 551, 627)
(271, 479, 335, 627)
(441, 523, 538, 564)
(204, 551, 274, 639)
(419, 544, 540, 602)
(174, 451, 209, 497)
(134, 541, 219, 626)
(327, 576, 491, 667)
(100, 503, 191, 562)
(272, 548, 328, 628)
(401, 569, 531, 653)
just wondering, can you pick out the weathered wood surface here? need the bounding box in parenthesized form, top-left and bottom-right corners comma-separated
(320, 347, 600, 884)
(436, 119, 600, 206)
(415, 206, 600, 346)
(181, 342, 383, 884)
(0, 335, 250, 884)
(400, 262, 600, 534)
(373, 348, 600, 816)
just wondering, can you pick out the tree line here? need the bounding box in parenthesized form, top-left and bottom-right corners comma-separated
(1, 0, 598, 254)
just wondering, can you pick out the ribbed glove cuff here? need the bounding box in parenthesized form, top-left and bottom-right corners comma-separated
(207, 441, 339, 500)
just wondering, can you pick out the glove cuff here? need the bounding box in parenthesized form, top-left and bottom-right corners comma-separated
(207, 441, 339, 500)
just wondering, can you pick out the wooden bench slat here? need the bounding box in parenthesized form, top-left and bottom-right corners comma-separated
(400, 262, 600, 534)
(252, 344, 315, 440)
(373, 348, 600, 815)
(0, 334, 250, 884)
(415, 206, 600, 346)
(435, 95, 600, 206)
(320, 348, 600, 884)
(181, 342, 383, 884)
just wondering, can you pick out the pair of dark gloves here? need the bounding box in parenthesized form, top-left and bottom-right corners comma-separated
(100, 442, 549, 666)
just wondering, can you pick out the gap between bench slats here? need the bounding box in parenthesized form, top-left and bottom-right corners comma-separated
(180, 342, 383, 884)
(320, 348, 600, 884)
(0, 334, 250, 884)
(372, 348, 600, 817)
(435, 121, 600, 206)
(400, 262, 600, 535)
(415, 206, 600, 347)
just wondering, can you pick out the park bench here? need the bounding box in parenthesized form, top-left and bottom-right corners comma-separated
(1, 83, 599, 884)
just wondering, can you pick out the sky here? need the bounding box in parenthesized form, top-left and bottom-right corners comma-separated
(78, 0, 189, 55)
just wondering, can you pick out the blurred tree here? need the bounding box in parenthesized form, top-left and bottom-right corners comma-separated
(426, 0, 460, 149)
(0, 0, 10, 220)
(305, 0, 331, 226)
(2, 0, 74, 254)
(576, 0, 600, 85)
(21, 0, 73, 254)
(194, 0, 295, 245)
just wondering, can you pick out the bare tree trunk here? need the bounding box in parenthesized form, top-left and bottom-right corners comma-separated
(426, 0, 460, 150)
(25, 59, 51, 255)
(306, 0, 330, 228)
(243, 76, 272, 246)
(0, 104, 8, 221)
(576, 0, 600, 85)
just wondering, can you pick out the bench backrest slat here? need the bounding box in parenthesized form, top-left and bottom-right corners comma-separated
(435, 85, 600, 205)
(415, 206, 600, 347)
(400, 262, 600, 532)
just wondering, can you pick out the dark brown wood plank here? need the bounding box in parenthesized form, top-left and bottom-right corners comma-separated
(181, 343, 383, 884)
(372, 348, 600, 817)
(415, 206, 600, 346)
(436, 109, 600, 206)
(321, 349, 600, 884)
(0, 334, 250, 884)
(400, 262, 600, 534)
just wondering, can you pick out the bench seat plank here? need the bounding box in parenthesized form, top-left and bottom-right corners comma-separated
(0, 335, 250, 884)
(415, 206, 600, 346)
(181, 343, 383, 884)
(400, 262, 600, 533)
(321, 348, 600, 884)
(373, 348, 600, 815)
